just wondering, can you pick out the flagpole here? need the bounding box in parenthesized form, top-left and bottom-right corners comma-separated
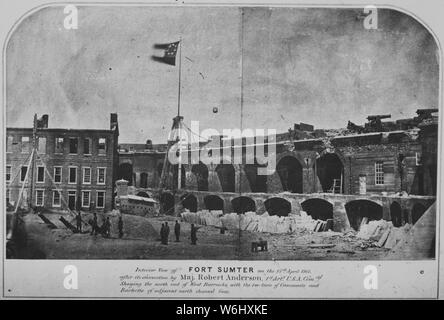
(177, 37, 182, 190)
(177, 37, 182, 117)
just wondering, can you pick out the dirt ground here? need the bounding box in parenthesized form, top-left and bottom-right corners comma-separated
(13, 212, 390, 260)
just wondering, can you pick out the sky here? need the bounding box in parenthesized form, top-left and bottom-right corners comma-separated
(6, 6, 439, 143)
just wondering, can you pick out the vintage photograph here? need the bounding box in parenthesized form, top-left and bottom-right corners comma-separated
(4, 5, 439, 261)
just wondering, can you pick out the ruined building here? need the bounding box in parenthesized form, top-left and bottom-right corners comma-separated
(117, 109, 438, 232)
(6, 114, 120, 212)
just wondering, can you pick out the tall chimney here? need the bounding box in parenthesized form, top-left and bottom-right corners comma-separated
(110, 113, 119, 133)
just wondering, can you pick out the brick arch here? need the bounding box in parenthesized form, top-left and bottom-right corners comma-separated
(390, 201, 402, 227)
(264, 197, 292, 216)
(345, 199, 383, 231)
(276, 155, 303, 193)
(204, 195, 224, 211)
(243, 161, 267, 193)
(191, 162, 209, 191)
(275, 151, 306, 168)
(181, 193, 198, 212)
(231, 196, 256, 214)
(301, 198, 333, 221)
(215, 164, 236, 193)
(314, 152, 344, 193)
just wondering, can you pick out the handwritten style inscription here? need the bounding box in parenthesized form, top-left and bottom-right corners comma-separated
(119, 267, 324, 296)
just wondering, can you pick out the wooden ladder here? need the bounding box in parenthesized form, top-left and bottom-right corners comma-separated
(329, 179, 342, 194)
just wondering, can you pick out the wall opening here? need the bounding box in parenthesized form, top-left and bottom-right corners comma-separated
(117, 163, 133, 186)
(204, 195, 224, 212)
(191, 162, 209, 191)
(244, 163, 267, 193)
(345, 200, 383, 231)
(264, 198, 291, 216)
(140, 172, 148, 188)
(136, 191, 150, 198)
(316, 153, 344, 193)
(276, 156, 303, 193)
(412, 203, 427, 225)
(231, 196, 256, 214)
(181, 194, 197, 212)
(160, 193, 175, 215)
(390, 202, 402, 227)
(215, 164, 235, 192)
(301, 198, 333, 221)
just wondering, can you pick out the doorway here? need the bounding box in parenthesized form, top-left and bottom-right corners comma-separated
(68, 191, 76, 210)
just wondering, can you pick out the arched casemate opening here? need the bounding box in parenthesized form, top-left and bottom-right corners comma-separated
(315, 153, 344, 193)
(244, 163, 267, 193)
(231, 196, 256, 214)
(191, 162, 209, 191)
(204, 195, 224, 212)
(301, 198, 333, 221)
(181, 194, 198, 212)
(215, 164, 235, 192)
(345, 200, 383, 231)
(276, 156, 303, 193)
(390, 202, 402, 227)
(117, 163, 133, 186)
(160, 193, 175, 215)
(264, 198, 291, 217)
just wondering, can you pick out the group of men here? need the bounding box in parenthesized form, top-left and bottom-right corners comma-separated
(76, 212, 124, 238)
(74, 212, 201, 245)
(160, 221, 200, 245)
(160, 221, 180, 244)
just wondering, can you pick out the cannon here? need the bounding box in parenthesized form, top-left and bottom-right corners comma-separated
(416, 108, 438, 120)
(366, 114, 391, 121)
(365, 114, 391, 132)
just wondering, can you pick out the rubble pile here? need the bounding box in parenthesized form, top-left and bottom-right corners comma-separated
(356, 219, 412, 249)
(180, 210, 332, 234)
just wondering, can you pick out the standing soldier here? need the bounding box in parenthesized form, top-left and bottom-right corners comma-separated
(164, 222, 170, 245)
(76, 211, 82, 233)
(91, 213, 98, 236)
(174, 220, 181, 242)
(118, 216, 124, 238)
(190, 224, 200, 245)
(104, 217, 111, 238)
(160, 223, 166, 244)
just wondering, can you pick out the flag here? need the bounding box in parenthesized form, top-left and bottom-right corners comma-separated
(152, 41, 180, 66)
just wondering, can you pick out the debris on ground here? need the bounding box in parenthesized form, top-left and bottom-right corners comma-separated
(181, 210, 333, 234)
